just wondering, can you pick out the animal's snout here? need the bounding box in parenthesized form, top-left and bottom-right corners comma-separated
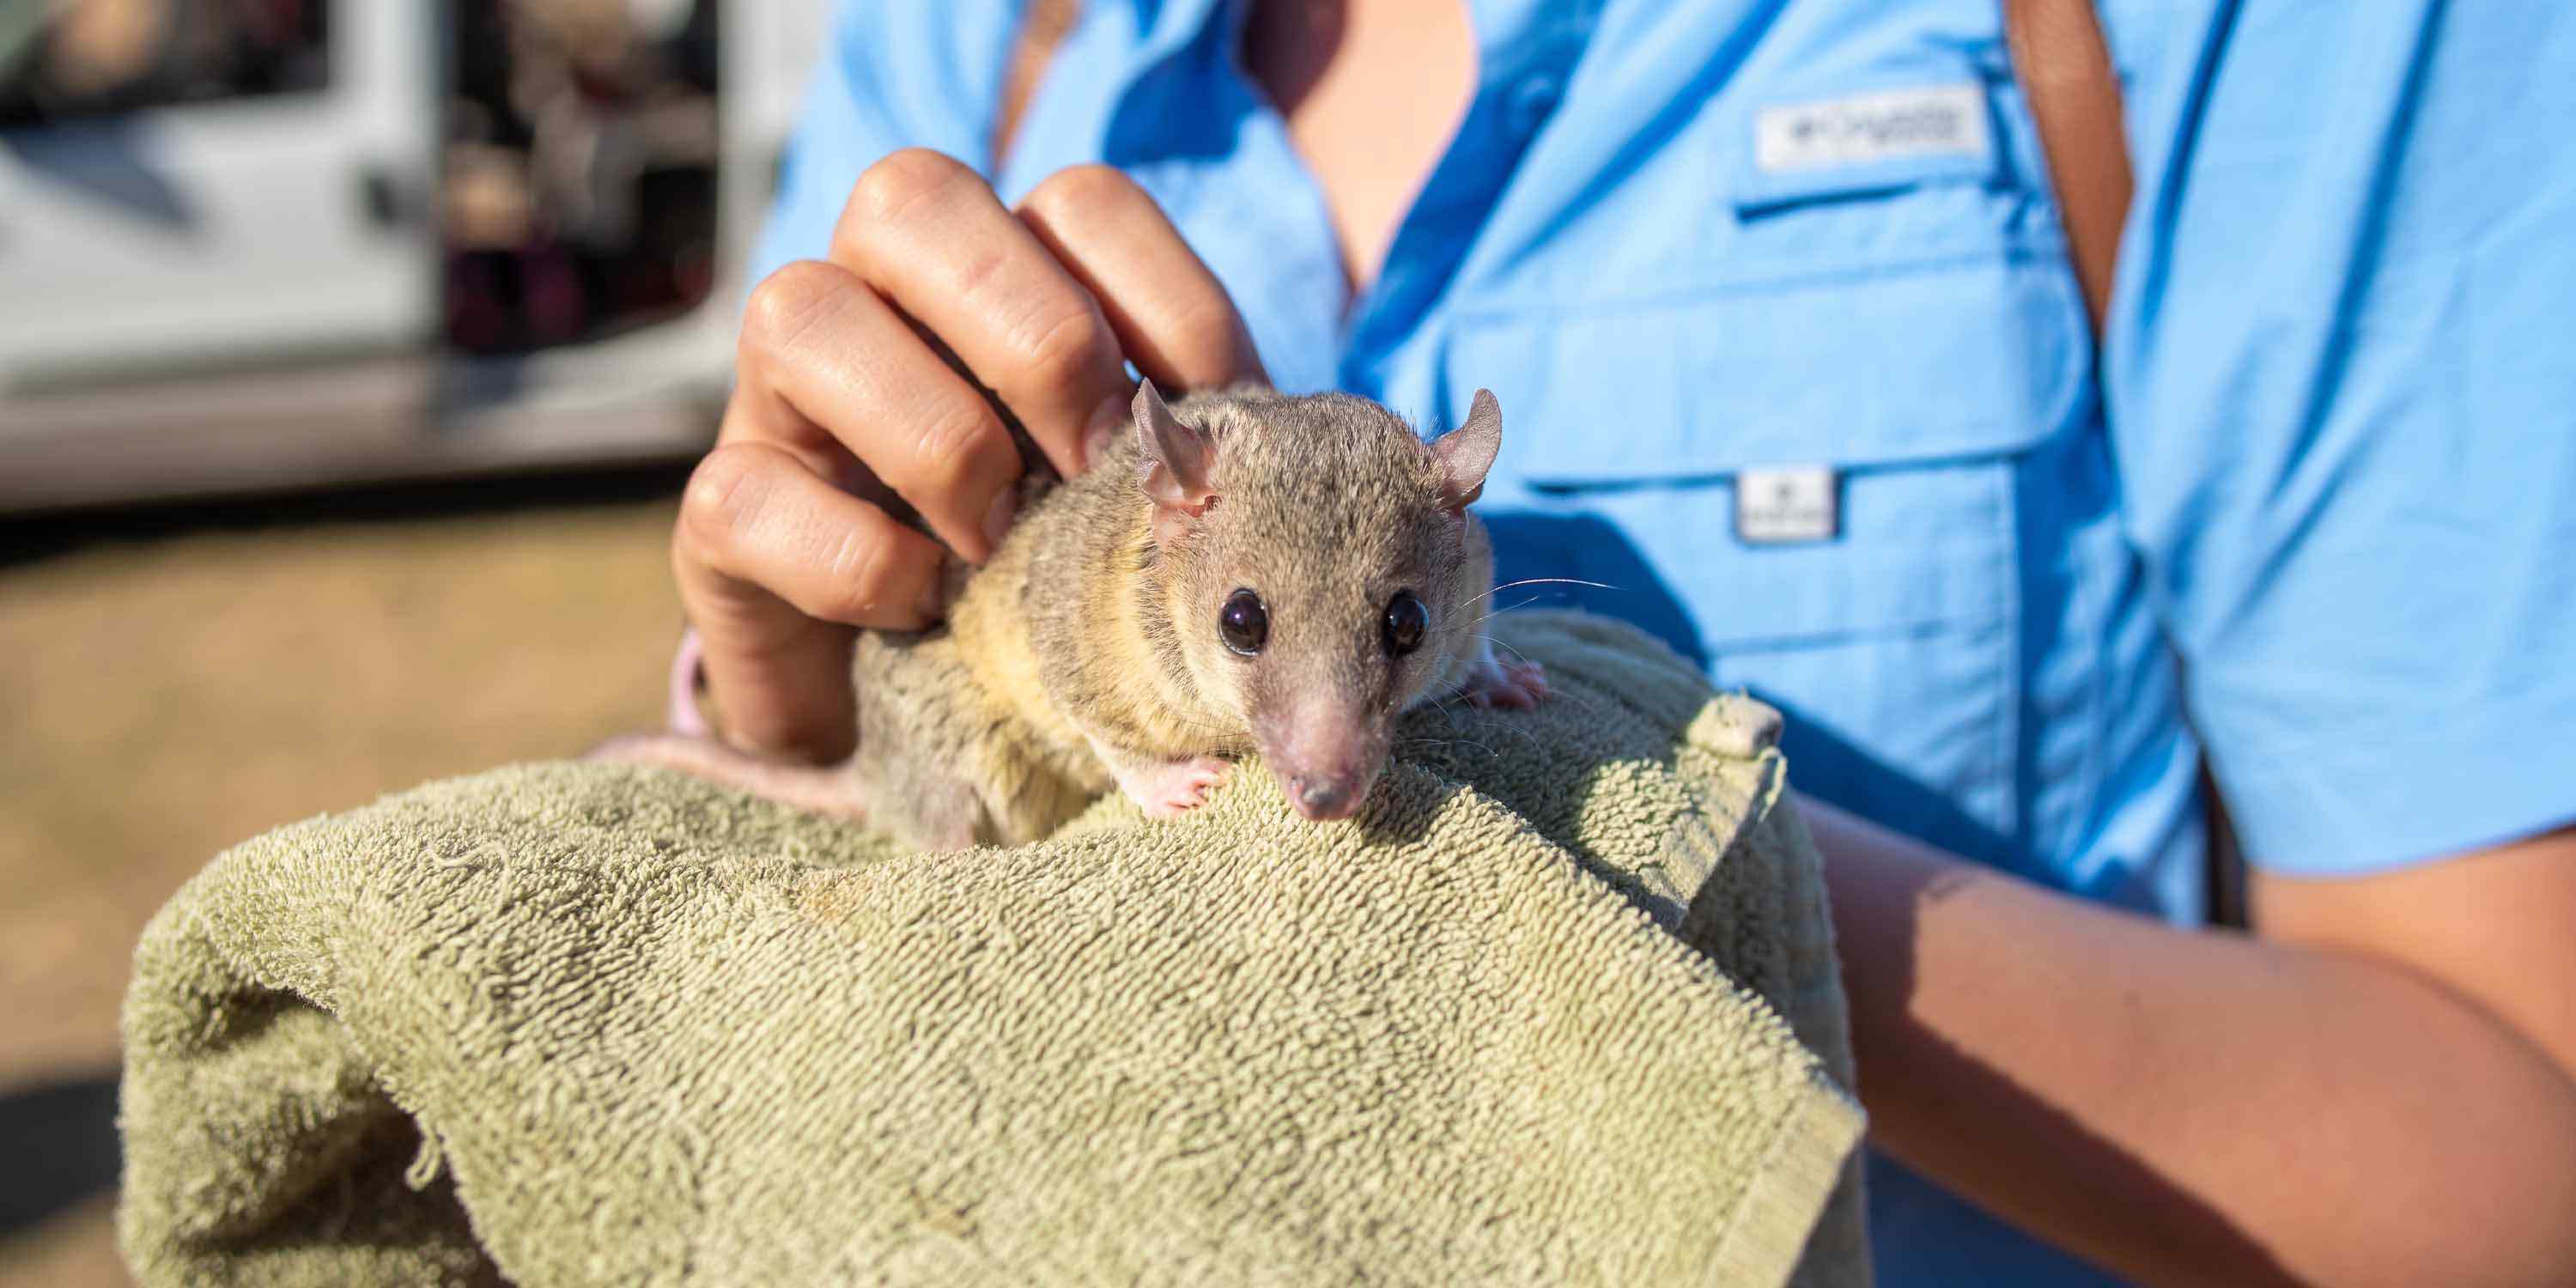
(1290, 774, 1361, 821)
(1259, 695, 1381, 823)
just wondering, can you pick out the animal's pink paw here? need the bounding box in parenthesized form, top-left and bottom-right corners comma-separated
(1461, 658, 1551, 710)
(1120, 756, 1231, 817)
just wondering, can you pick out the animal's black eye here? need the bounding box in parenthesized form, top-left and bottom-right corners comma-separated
(1219, 588, 1268, 656)
(1382, 591, 1428, 657)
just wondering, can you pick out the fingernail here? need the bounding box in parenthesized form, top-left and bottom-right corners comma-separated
(981, 486, 1019, 557)
(1082, 392, 1127, 471)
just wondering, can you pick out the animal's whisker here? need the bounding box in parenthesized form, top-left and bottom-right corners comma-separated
(1477, 633, 1601, 714)
(1408, 696, 1509, 761)
(1422, 683, 1548, 756)
(1461, 577, 1619, 611)
(1480, 634, 1536, 667)
(1473, 635, 1613, 729)
(1402, 729, 1501, 761)
(1468, 594, 1555, 632)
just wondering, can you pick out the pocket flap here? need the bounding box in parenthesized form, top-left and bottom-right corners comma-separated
(1454, 253, 2087, 486)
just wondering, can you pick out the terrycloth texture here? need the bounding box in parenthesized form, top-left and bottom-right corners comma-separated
(118, 612, 1870, 1287)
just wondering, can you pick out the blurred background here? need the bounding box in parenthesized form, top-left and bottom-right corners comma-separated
(0, 2, 829, 1280)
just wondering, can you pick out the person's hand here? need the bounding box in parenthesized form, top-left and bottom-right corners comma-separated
(676, 151, 1266, 762)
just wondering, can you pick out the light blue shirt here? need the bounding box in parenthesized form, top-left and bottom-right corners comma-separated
(753, 2, 2576, 1281)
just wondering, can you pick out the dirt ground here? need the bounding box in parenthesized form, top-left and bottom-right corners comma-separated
(0, 467, 691, 1285)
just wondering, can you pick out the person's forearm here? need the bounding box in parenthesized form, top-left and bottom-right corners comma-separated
(1801, 798, 2576, 1287)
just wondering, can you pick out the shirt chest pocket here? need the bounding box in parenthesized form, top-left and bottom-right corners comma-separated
(1443, 244, 2091, 857)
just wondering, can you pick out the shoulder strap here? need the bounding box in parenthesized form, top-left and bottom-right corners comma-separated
(2002, 2, 2251, 925)
(2002, 0, 2133, 333)
(993, 0, 1082, 167)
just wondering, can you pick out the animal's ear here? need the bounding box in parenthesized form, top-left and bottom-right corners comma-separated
(1134, 380, 1218, 544)
(1430, 389, 1503, 512)
(1134, 380, 1217, 510)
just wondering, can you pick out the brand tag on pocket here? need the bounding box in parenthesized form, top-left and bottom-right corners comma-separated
(1735, 466, 1838, 544)
(1754, 83, 1990, 174)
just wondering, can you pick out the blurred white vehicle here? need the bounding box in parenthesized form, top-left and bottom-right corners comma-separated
(0, 0, 827, 511)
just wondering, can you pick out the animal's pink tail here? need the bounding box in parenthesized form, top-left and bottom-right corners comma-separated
(667, 627, 710, 735)
(586, 732, 875, 823)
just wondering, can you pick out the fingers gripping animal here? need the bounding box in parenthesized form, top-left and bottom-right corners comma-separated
(597, 384, 1549, 848)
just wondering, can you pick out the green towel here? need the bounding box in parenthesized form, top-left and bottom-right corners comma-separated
(118, 612, 1870, 1286)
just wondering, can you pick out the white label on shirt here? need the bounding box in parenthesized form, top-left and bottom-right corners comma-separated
(1735, 466, 1839, 544)
(1754, 83, 1990, 173)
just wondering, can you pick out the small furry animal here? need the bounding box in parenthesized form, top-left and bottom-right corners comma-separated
(598, 382, 1548, 848)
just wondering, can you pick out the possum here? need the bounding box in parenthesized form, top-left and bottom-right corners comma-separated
(597, 382, 1548, 848)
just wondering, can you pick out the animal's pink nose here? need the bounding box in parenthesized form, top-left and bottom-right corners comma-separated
(1290, 775, 1360, 820)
